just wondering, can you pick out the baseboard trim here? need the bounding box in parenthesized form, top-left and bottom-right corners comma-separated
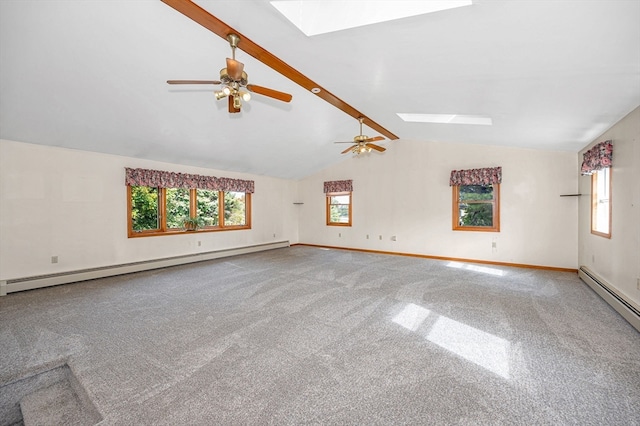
(292, 243, 577, 273)
(578, 266, 640, 332)
(1, 241, 290, 295)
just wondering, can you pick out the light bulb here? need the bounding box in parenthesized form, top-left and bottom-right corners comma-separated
(241, 91, 251, 102)
(222, 86, 231, 96)
(214, 90, 227, 100)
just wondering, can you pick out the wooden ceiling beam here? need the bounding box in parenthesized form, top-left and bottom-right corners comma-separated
(161, 0, 399, 140)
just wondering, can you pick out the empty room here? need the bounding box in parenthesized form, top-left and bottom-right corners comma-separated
(1, 0, 639, 425)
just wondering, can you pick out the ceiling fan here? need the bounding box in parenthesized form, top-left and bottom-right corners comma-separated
(167, 34, 292, 113)
(335, 117, 386, 155)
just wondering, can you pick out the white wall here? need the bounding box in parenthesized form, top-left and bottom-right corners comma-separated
(298, 139, 578, 269)
(0, 139, 299, 281)
(578, 106, 640, 310)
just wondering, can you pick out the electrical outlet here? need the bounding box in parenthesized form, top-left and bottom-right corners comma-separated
(379, 235, 382, 240)
(339, 233, 341, 237)
(51, 256, 58, 264)
(366, 234, 369, 239)
(197, 241, 201, 247)
(273, 233, 276, 238)
(492, 242, 497, 248)
(391, 236, 397, 241)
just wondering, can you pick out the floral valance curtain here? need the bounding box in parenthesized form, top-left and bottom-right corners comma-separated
(581, 140, 612, 175)
(449, 167, 502, 186)
(324, 180, 353, 193)
(125, 168, 255, 193)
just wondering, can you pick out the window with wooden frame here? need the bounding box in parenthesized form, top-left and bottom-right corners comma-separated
(450, 167, 502, 232)
(591, 167, 611, 238)
(324, 180, 353, 227)
(452, 184, 500, 232)
(581, 140, 613, 239)
(128, 187, 251, 237)
(125, 168, 253, 238)
(326, 192, 352, 226)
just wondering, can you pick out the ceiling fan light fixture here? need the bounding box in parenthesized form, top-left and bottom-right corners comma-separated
(214, 90, 228, 100)
(222, 86, 232, 96)
(233, 95, 242, 109)
(241, 91, 251, 102)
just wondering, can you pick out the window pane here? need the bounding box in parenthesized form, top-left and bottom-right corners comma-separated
(330, 195, 350, 204)
(459, 185, 493, 201)
(330, 205, 350, 223)
(130, 186, 159, 231)
(459, 203, 494, 227)
(592, 168, 610, 235)
(165, 188, 191, 229)
(197, 189, 219, 226)
(224, 191, 246, 226)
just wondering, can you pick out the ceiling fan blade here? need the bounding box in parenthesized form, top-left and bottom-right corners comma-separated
(364, 136, 385, 143)
(334, 141, 354, 144)
(226, 58, 244, 81)
(366, 143, 386, 152)
(341, 145, 356, 154)
(161, 0, 399, 139)
(246, 84, 292, 103)
(167, 80, 221, 84)
(228, 96, 241, 113)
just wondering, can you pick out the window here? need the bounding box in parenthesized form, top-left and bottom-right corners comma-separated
(130, 186, 160, 232)
(166, 188, 191, 229)
(326, 192, 352, 226)
(452, 184, 500, 232)
(128, 187, 251, 237)
(591, 167, 611, 238)
(581, 140, 612, 238)
(196, 189, 219, 227)
(450, 167, 502, 232)
(125, 167, 254, 238)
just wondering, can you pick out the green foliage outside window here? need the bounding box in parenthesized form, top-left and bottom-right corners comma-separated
(131, 186, 159, 231)
(459, 185, 494, 227)
(166, 188, 191, 228)
(197, 189, 219, 226)
(330, 205, 349, 223)
(224, 192, 246, 225)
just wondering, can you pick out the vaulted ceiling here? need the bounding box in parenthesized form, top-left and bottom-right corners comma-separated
(1, 0, 639, 179)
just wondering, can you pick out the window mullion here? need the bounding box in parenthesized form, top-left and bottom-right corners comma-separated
(219, 191, 225, 227)
(159, 188, 167, 232)
(190, 188, 197, 219)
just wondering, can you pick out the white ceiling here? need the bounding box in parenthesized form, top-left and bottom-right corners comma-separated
(1, 0, 639, 180)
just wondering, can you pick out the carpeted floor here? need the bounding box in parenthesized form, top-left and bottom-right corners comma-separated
(1, 246, 639, 425)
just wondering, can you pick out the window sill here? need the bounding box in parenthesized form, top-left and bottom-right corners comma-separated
(128, 225, 250, 238)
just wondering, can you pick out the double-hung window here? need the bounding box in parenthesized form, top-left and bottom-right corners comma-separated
(324, 180, 353, 227)
(326, 192, 352, 226)
(450, 167, 502, 232)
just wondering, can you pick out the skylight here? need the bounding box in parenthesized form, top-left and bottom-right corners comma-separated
(270, 1, 473, 36)
(397, 113, 493, 126)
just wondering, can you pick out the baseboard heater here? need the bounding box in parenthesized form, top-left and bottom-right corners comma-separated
(578, 266, 640, 332)
(0, 240, 290, 296)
